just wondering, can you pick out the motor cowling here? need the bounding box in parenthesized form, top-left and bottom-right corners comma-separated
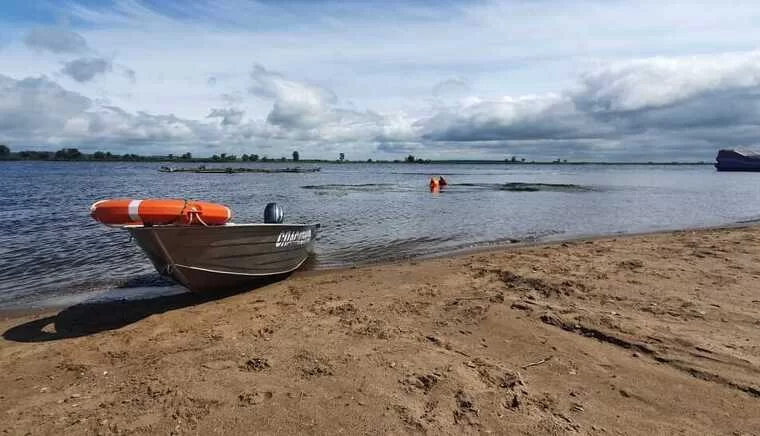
(264, 202, 284, 223)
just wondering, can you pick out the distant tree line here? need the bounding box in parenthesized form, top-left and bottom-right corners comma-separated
(0, 144, 536, 164)
(0, 145, 437, 164)
(0, 145, 180, 162)
(404, 154, 431, 163)
(505, 156, 527, 163)
(0, 144, 709, 165)
(0, 145, 309, 163)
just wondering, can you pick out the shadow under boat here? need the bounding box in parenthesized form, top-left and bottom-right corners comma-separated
(2, 276, 287, 343)
(2, 203, 321, 342)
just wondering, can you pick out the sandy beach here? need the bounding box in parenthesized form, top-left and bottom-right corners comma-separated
(1, 226, 759, 435)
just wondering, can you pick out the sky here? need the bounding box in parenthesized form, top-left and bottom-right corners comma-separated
(1, 0, 759, 161)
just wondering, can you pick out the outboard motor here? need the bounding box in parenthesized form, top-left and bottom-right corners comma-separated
(264, 202, 284, 223)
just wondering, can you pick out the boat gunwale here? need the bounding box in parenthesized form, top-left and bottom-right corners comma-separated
(124, 222, 320, 230)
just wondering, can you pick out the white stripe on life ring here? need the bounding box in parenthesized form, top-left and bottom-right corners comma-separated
(128, 199, 143, 222)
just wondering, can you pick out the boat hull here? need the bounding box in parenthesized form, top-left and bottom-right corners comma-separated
(715, 162, 760, 171)
(127, 223, 318, 292)
(715, 149, 760, 171)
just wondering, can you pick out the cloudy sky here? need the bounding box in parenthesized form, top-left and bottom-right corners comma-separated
(1, 0, 759, 160)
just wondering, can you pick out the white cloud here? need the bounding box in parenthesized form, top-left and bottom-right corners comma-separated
(575, 52, 760, 112)
(0, 75, 91, 141)
(207, 108, 244, 126)
(4, 48, 760, 161)
(0, 74, 217, 150)
(415, 51, 760, 158)
(250, 64, 337, 130)
(418, 94, 593, 142)
(248, 64, 415, 144)
(3, 1, 760, 160)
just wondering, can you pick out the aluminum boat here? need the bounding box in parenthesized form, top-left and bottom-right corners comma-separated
(127, 222, 318, 292)
(123, 201, 318, 292)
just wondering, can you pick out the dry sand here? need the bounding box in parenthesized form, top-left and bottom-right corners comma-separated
(1, 226, 759, 435)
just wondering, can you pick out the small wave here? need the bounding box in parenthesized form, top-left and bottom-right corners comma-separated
(735, 217, 760, 224)
(316, 234, 460, 267)
(116, 274, 176, 289)
(314, 229, 565, 268)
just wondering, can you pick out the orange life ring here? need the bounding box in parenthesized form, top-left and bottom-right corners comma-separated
(90, 199, 231, 226)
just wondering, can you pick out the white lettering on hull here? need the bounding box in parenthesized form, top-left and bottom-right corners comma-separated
(275, 229, 312, 248)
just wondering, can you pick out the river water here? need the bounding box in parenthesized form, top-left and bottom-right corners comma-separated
(1, 161, 758, 308)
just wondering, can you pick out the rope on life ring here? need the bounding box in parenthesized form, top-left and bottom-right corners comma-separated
(188, 210, 209, 227)
(177, 199, 207, 226)
(179, 198, 209, 227)
(176, 198, 190, 225)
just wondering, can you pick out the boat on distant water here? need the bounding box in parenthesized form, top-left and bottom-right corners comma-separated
(715, 149, 760, 171)
(91, 200, 318, 292)
(159, 166, 320, 174)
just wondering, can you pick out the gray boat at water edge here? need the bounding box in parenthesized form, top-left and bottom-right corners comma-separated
(127, 222, 319, 292)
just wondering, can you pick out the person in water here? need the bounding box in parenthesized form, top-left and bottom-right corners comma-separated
(430, 177, 440, 191)
(429, 176, 448, 191)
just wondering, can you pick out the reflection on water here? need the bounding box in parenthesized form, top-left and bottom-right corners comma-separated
(1, 161, 760, 308)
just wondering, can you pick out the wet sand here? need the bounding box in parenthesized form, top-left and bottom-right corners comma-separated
(1, 226, 759, 435)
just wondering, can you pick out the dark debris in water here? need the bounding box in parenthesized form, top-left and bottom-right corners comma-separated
(499, 182, 594, 192)
(301, 183, 412, 195)
(301, 183, 395, 190)
(452, 182, 594, 193)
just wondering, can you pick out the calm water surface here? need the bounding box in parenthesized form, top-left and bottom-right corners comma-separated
(1, 161, 758, 308)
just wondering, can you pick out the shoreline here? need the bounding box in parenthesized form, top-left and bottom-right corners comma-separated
(1, 225, 759, 434)
(3, 221, 760, 316)
(409, 220, 760, 264)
